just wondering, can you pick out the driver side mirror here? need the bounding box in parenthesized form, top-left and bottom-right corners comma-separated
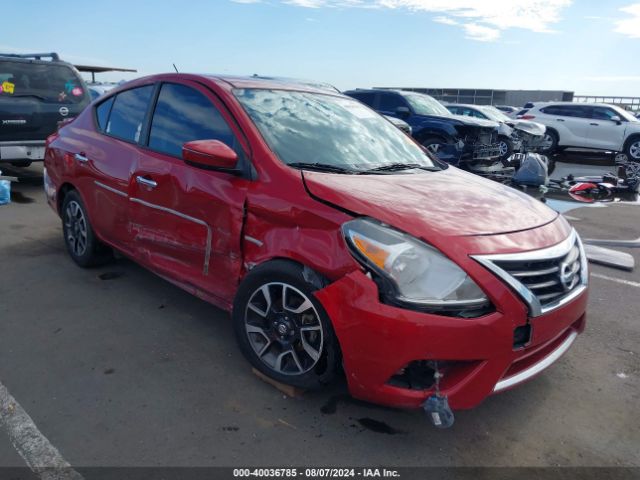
(182, 140, 238, 172)
(610, 115, 622, 124)
(396, 106, 411, 118)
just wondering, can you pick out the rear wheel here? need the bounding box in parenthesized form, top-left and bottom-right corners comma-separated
(233, 261, 339, 390)
(539, 130, 558, 154)
(624, 136, 640, 161)
(61, 190, 111, 267)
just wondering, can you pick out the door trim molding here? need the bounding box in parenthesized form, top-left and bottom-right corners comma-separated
(129, 197, 213, 275)
(95, 180, 127, 197)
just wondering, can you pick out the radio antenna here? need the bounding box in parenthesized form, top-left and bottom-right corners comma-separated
(173, 63, 179, 73)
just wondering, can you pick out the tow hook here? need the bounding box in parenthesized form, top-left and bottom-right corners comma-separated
(422, 362, 455, 428)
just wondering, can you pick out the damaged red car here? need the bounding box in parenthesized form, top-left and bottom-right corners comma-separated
(44, 74, 588, 420)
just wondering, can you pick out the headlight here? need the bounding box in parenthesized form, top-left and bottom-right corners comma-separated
(342, 218, 489, 313)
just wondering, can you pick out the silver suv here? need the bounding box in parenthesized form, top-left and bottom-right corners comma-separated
(518, 102, 640, 160)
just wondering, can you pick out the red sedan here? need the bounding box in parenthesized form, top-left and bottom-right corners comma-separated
(44, 74, 588, 424)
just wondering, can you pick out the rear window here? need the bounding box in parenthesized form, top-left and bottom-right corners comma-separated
(105, 86, 154, 143)
(0, 61, 87, 104)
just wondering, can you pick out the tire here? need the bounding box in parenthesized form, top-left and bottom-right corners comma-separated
(624, 135, 640, 162)
(497, 135, 514, 161)
(10, 161, 32, 168)
(232, 260, 339, 390)
(539, 130, 559, 154)
(61, 190, 111, 267)
(421, 136, 447, 157)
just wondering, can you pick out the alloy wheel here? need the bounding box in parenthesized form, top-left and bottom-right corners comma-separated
(244, 282, 324, 375)
(499, 141, 509, 156)
(540, 134, 554, 151)
(629, 141, 640, 160)
(64, 200, 88, 257)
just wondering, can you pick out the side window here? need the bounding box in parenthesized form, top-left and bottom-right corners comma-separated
(542, 105, 590, 118)
(348, 92, 376, 108)
(465, 108, 485, 119)
(378, 93, 408, 113)
(148, 83, 238, 158)
(447, 107, 459, 115)
(95, 96, 114, 131)
(106, 86, 154, 142)
(592, 107, 617, 120)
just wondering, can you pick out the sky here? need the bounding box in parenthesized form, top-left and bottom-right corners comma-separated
(3, 0, 640, 96)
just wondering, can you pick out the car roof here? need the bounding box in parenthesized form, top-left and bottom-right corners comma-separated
(447, 104, 488, 109)
(203, 74, 343, 95)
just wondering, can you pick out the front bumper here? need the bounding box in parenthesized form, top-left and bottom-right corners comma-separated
(315, 269, 587, 410)
(0, 140, 46, 162)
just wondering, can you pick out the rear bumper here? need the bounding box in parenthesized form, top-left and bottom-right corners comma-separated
(315, 269, 587, 411)
(0, 140, 46, 162)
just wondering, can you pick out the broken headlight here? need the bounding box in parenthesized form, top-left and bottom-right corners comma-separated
(343, 218, 489, 313)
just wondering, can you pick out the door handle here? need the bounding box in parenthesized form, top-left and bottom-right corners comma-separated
(556, 118, 565, 122)
(590, 123, 599, 126)
(136, 176, 157, 188)
(74, 153, 88, 163)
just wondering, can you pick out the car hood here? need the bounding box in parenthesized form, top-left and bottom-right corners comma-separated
(303, 166, 558, 237)
(506, 119, 546, 136)
(417, 113, 499, 129)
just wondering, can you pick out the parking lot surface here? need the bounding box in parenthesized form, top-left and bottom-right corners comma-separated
(0, 162, 639, 469)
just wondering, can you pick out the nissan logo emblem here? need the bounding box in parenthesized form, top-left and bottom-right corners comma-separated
(59, 107, 69, 117)
(559, 262, 577, 291)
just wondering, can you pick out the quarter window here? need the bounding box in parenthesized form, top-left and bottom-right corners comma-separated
(106, 85, 154, 142)
(148, 83, 238, 157)
(95, 96, 114, 131)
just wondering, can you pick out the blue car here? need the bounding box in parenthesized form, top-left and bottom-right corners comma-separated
(344, 89, 501, 169)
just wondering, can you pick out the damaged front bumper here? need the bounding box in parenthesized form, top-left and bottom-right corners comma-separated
(314, 269, 587, 410)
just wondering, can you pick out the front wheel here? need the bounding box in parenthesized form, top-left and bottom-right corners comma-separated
(232, 261, 339, 390)
(497, 135, 514, 161)
(421, 136, 447, 157)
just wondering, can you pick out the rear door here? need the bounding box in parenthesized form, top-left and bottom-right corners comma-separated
(83, 84, 155, 251)
(540, 105, 590, 146)
(586, 106, 627, 150)
(377, 92, 410, 118)
(129, 81, 250, 302)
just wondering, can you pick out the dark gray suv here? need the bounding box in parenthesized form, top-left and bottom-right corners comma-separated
(0, 52, 90, 167)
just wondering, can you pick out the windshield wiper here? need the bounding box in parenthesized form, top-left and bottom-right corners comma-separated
(12, 94, 47, 101)
(288, 162, 357, 174)
(363, 163, 440, 173)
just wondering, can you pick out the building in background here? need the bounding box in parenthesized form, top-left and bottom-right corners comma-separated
(374, 87, 574, 107)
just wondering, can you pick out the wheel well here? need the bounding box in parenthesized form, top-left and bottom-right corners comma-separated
(245, 257, 331, 291)
(545, 127, 559, 140)
(57, 183, 76, 214)
(416, 131, 448, 145)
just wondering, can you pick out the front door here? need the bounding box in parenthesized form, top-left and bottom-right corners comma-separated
(585, 106, 627, 150)
(128, 81, 250, 303)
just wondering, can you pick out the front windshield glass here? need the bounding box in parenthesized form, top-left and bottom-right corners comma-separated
(234, 89, 437, 172)
(479, 106, 511, 122)
(403, 93, 451, 117)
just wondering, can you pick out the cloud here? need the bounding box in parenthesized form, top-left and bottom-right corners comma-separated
(615, 3, 640, 38)
(232, 0, 572, 41)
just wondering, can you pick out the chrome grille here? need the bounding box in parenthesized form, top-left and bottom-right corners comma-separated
(472, 230, 588, 317)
